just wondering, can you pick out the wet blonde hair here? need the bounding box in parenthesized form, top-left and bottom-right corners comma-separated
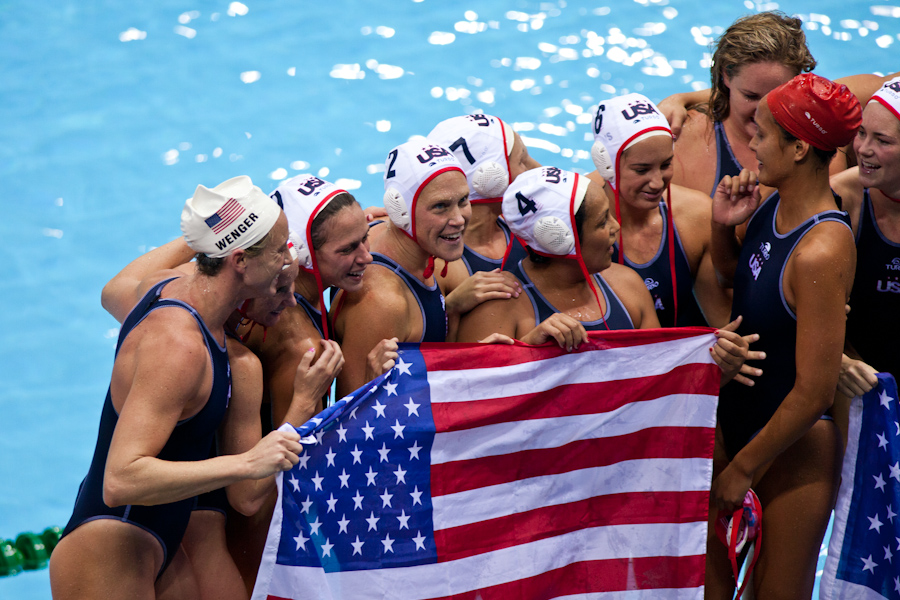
(708, 12, 816, 122)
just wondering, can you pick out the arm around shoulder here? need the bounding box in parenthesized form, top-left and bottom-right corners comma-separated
(101, 237, 197, 323)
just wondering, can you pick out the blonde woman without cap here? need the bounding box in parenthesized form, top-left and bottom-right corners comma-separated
(659, 11, 896, 196)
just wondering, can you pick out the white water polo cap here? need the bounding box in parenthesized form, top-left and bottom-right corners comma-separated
(502, 166, 590, 258)
(383, 140, 464, 240)
(271, 174, 349, 271)
(181, 175, 282, 258)
(427, 114, 515, 202)
(871, 75, 900, 122)
(591, 93, 672, 190)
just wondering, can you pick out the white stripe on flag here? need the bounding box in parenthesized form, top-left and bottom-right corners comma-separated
(432, 457, 711, 529)
(261, 522, 705, 600)
(426, 335, 716, 404)
(431, 393, 717, 464)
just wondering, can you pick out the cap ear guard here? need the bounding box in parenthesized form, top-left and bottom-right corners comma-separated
(591, 140, 614, 181)
(471, 161, 510, 198)
(533, 215, 575, 255)
(383, 187, 411, 230)
(288, 230, 311, 269)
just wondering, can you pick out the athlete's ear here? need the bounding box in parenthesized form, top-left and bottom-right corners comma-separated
(792, 139, 812, 163)
(229, 248, 249, 274)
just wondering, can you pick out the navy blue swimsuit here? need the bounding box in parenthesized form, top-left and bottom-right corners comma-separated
(461, 218, 528, 275)
(846, 190, 900, 377)
(509, 259, 634, 331)
(371, 253, 448, 342)
(718, 194, 851, 458)
(710, 120, 743, 197)
(62, 278, 232, 577)
(612, 201, 707, 327)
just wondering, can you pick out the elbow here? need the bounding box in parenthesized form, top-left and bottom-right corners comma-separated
(100, 284, 116, 315)
(226, 487, 270, 517)
(102, 475, 131, 508)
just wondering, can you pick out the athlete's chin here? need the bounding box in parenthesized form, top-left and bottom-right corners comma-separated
(341, 272, 366, 292)
(433, 237, 465, 262)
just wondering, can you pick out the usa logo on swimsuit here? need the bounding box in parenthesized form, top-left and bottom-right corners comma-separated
(748, 241, 771, 281)
(876, 278, 900, 294)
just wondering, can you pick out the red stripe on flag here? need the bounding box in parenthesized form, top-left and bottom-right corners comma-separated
(424, 555, 706, 599)
(431, 425, 714, 496)
(434, 490, 709, 562)
(211, 198, 245, 233)
(420, 327, 715, 371)
(431, 363, 719, 433)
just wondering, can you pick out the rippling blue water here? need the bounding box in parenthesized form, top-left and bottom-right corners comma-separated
(2, 1, 896, 597)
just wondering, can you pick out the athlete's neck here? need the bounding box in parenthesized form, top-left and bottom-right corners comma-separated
(524, 257, 604, 315)
(372, 222, 435, 284)
(293, 270, 323, 311)
(773, 169, 836, 231)
(464, 202, 507, 258)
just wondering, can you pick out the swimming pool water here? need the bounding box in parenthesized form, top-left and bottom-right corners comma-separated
(2, 1, 897, 597)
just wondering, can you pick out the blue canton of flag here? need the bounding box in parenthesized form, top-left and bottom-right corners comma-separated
(822, 373, 900, 599)
(274, 349, 437, 573)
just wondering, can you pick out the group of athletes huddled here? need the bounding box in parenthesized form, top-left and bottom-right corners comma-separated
(48, 11, 900, 600)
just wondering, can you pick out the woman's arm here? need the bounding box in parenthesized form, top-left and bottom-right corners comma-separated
(101, 237, 196, 323)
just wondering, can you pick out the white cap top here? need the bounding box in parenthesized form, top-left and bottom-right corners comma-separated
(427, 114, 514, 202)
(871, 76, 900, 123)
(383, 140, 464, 240)
(590, 93, 672, 190)
(271, 174, 349, 271)
(502, 166, 590, 258)
(181, 175, 282, 258)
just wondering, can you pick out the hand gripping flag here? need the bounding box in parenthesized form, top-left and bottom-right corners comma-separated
(821, 373, 900, 599)
(252, 328, 720, 600)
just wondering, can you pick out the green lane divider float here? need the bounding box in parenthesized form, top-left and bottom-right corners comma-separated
(0, 527, 61, 577)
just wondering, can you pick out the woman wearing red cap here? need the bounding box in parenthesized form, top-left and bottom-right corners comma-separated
(709, 73, 862, 596)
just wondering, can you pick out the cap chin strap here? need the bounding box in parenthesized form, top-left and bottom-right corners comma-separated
(422, 256, 450, 280)
(568, 172, 609, 331)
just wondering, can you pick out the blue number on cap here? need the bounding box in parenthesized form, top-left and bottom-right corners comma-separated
(516, 192, 537, 216)
(449, 137, 476, 165)
(386, 149, 399, 179)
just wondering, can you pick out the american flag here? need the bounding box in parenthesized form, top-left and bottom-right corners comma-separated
(252, 329, 720, 600)
(821, 373, 900, 599)
(204, 197, 245, 234)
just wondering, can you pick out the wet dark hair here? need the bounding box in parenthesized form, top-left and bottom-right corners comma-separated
(526, 199, 587, 264)
(310, 192, 359, 250)
(775, 121, 837, 168)
(195, 228, 275, 276)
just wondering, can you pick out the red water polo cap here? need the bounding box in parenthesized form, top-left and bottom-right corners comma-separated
(766, 73, 862, 151)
